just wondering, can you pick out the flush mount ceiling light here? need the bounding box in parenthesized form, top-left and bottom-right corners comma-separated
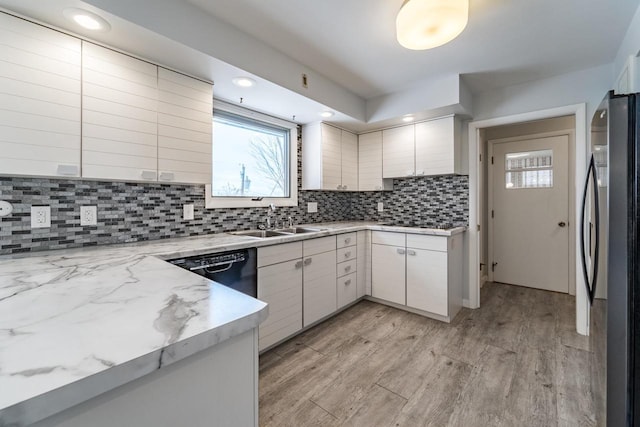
(396, 0, 468, 50)
(232, 77, 256, 88)
(320, 111, 334, 118)
(402, 115, 414, 122)
(63, 8, 111, 32)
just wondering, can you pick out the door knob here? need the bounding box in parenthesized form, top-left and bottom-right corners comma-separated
(558, 221, 567, 227)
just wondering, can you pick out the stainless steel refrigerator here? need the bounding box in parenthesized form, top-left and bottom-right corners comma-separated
(587, 90, 640, 426)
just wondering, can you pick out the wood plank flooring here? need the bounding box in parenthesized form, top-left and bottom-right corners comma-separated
(259, 282, 606, 426)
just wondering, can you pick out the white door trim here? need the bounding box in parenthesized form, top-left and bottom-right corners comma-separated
(487, 130, 576, 295)
(467, 104, 589, 336)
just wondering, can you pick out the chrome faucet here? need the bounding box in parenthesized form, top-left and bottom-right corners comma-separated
(265, 203, 277, 229)
(288, 216, 294, 228)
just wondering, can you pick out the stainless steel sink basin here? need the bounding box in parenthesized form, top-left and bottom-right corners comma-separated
(231, 230, 290, 238)
(278, 227, 325, 234)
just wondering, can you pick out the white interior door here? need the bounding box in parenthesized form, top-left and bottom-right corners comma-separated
(490, 135, 569, 293)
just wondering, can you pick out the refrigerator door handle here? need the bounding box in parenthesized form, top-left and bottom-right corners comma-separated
(580, 154, 599, 305)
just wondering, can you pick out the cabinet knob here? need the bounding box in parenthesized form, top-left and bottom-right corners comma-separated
(304, 258, 312, 266)
(345, 238, 351, 244)
(408, 250, 417, 256)
(345, 279, 352, 286)
(295, 260, 303, 269)
(344, 251, 351, 258)
(345, 265, 352, 272)
(337, 185, 341, 190)
(397, 248, 406, 255)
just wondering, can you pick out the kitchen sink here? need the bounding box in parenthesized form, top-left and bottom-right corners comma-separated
(277, 227, 325, 234)
(231, 230, 290, 238)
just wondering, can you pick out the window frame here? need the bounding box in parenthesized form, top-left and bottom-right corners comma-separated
(205, 101, 298, 209)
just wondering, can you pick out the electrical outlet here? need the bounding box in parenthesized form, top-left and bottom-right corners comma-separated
(0, 200, 13, 217)
(377, 202, 384, 212)
(183, 204, 194, 220)
(80, 206, 97, 226)
(307, 202, 318, 213)
(31, 206, 51, 228)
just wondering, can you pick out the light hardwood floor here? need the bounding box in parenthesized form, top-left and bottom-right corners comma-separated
(259, 282, 606, 427)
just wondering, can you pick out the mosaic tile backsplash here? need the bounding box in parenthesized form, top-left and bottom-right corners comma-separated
(0, 174, 467, 255)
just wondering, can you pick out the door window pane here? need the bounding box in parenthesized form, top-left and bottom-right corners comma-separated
(505, 149, 553, 189)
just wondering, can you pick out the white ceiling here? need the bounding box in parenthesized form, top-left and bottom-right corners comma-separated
(186, 0, 640, 97)
(0, 0, 639, 132)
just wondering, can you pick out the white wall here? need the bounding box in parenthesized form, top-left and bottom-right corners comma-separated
(473, 64, 612, 125)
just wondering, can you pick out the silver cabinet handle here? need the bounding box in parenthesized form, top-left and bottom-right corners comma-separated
(343, 185, 348, 190)
(337, 185, 341, 190)
(344, 251, 351, 258)
(304, 258, 312, 266)
(344, 237, 351, 244)
(140, 170, 156, 180)
(408, 250, 417, 256)
(159, 171, 174, 181)
(345, 265, 352, 272)
(397, 248, 406, 255)
(295, 260, 303, 269)
(345, 279, 352, 286)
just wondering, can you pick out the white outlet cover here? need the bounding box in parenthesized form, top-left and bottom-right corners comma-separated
(80, 206, 97, 226)
(377, 202, 384, 212)
(307, 202, 318, 213)
(183, 204, 194, 220)
(31, 206, 51, 228)
(0, 200, 13, 217)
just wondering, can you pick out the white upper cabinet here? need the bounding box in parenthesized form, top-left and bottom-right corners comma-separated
(358, 131, 392, 191)
(382, 125, 415, 178)
(382, 116, 462, 178)
(0, 13, 81, 177)
(157, 68, 213, 184)
(81, 42, 159, 181)
(302, 123, 358, 191)
(415, 116, 462, 176)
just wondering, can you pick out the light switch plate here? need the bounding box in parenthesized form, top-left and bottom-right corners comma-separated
(307, 202, 318, 213)
(377, 202, 384, 212)
(183, 204, 195, 220)
(80, 206, 97, 226)
(31, 206, 51, 228)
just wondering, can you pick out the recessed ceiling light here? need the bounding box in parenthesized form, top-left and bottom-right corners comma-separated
(232, 77, 256, 88)
(320, 111, 334, 118)
(402, 115, 414, 122)
(63, 8, 111, 32)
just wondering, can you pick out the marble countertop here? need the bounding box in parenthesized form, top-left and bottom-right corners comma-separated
(0, 221, 465, 425)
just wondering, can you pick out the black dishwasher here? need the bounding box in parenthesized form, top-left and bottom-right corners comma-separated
(167, 248, 257, 298)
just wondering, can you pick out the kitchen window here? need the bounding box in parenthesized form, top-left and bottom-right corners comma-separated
(205, 102, 298, 208)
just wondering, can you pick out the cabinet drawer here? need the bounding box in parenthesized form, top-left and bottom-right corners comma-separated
(303, 236, 336, 256)
(336, 232, 357, 249)
(337, 259, 357, 277)
(258, 242, 303, 267)
(372, 231, 405, 247)
(337, 246, 356, 262)
(406, 234, 447, 252)
(337, 272, 357, 308)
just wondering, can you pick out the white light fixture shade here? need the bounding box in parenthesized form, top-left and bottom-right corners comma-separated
(63, 8, 111, 32)
(320, 111, 334, 118)
(232, 77, 256, 87)
(402, 115, 414, 122)
(396, 0, 468, 50)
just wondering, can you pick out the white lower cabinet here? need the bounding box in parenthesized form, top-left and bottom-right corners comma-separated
(257, 242, 303, 351)
(371, 243, 406, 305)
(303, 236, 337, 327)
(371, 231, 463, 322)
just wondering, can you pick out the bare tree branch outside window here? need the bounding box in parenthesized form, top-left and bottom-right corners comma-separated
(249, 135, 286, 196)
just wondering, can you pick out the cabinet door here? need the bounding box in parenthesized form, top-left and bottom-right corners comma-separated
(406, 248, 448, 316)
(82, 42, 159, 181)
(356, 231, 367, 298)
(0, 13, 81, 177)
(415, 116, 457, 176)
(341, 129, 358, 191)
(321, 124, 342, 190)
(158, 68, 213, 184)
(382, 125, 414, 178)
(358, 131, 389, 191)
(371, 244, 405, 305)
(258, 258, 303, 351)
(337, 272, 357, 308)
(303, 250, 337, 326)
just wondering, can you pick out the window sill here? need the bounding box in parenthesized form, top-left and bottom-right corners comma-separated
(204, 185, 298, 209)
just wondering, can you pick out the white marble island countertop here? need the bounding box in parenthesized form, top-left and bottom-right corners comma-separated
(0, 221, 465, 426)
